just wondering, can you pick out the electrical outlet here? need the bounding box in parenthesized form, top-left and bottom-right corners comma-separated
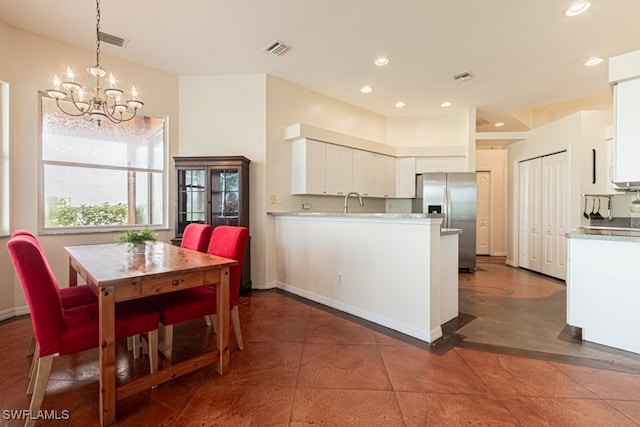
(276, 194, 282, 204)
(338, 272, 344, 284)
(269, 194, 277, 204)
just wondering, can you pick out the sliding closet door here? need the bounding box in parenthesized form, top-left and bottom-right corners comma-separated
(519, 158, 541, 272)
(541, 151, 568, 280)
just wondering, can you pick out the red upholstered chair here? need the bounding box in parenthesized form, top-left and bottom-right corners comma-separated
(10, 230, 97, 357)
(181, 223, 213, 252)
(149, 226, 249, 359)
(7, 236, 161, 424)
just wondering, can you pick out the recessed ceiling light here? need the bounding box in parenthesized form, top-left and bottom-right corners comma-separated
(395, 101, 406, 108)
(360, 86, 373, 94)
(584, 57, 604, 67)
(494, 122, 505, 127)
(441, 101, 452, 108)
(374, 57, 389, 66)
(564, 1, 591, 16)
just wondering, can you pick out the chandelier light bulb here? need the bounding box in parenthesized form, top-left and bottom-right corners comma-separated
(53, 75, 61, 90)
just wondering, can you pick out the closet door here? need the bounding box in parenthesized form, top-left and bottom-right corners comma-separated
(519, 158, 541, 271)
(541, 152, 568, 280)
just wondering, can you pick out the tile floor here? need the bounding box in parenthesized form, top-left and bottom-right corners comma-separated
(2, 260, 640, 426)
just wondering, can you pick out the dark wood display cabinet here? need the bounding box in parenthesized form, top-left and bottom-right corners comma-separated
(172, 156, 251, 292)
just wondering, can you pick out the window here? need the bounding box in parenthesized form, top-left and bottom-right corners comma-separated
(40, 95, 166, 232)
(0, 81, 8, 236)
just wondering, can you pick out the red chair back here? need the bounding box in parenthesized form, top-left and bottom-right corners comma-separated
(181, 223, 213, 252)
(7, 236, 65, 356)
(207, 226, 249, 306)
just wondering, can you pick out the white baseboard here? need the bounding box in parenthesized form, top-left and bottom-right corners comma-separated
(490, 251, 506, 257)
(250, 280, 277, 290)
(277, 282, 439, 343)
(0, 305, 29, 322)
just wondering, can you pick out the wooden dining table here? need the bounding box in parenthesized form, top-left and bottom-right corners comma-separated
(65, 241, 237, 427)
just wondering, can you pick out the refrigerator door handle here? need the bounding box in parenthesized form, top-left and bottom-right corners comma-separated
(444, 186, 450, 228)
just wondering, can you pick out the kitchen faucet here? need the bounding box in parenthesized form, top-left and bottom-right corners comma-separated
(344, 192, 364, 213)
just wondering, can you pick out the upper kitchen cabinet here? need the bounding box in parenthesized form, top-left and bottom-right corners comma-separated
(609, 49, 640, 190)
(292, 139, 353, 196)
(352, 149, 376, 197)
(612, 78, 640, 188)
(396, 157, 416, 198)
(415, 156, 468, 173)
(375, 154, 396, 198)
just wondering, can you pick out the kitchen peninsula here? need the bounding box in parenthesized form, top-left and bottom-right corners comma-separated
(567, 228, 640, 354)
(270, 212, 460, 343)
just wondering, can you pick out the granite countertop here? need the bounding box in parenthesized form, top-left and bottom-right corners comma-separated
(566, 227, 640, 242)
(268, 211, 444, 219)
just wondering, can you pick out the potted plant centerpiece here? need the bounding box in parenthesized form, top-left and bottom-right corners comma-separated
(116, 226, 158, 254)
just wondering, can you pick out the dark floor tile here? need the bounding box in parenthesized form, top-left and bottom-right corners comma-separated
(209, 342, 303, 388)
(297, 343, 391, 390)
(242, 314, 308, 343)
(502, 396, 638, 426)
(551, 362, 640, 400)
(379, 344, 489, 394)
(457, 348, 597, 398)
(606, 400, 640, 424)
(173, 385, 294, 427)
(304, 312, 377, 345)
(395, 391, 520, 426)
(290, 388, 404, 426)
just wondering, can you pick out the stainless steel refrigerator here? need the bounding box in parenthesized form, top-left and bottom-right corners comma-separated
(412, 173, 477, 272)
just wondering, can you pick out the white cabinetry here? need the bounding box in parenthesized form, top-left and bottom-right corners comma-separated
(325, 143, 353, 196)
(519, 151, 568, 280)
(375, 154, 396, 198)
(353, 149, 376, 197)
(292, 139, 353, 195)
(613, 78, 640, 186)
(396, 157, 416, 198)
(415, 156, 468, 173)
(292, 139, 326, 195)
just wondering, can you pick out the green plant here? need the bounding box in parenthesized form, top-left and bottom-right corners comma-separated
(115, 226, 158, 244)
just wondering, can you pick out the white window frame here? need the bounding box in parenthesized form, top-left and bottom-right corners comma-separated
(38, 93, 168, 234)
(0, 81, 8, 237)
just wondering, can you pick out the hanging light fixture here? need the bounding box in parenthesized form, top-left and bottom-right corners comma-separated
(46, 0, 143, 126)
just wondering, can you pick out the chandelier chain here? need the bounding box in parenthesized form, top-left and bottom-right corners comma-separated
(95, 0, 101, 67)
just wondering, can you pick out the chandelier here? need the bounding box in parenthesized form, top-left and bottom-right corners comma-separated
(46, 0, 143, 126)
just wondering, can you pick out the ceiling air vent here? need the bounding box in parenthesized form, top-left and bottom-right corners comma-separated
(451, 71, 473, 82)
(98, 31, 129, 48)
(263, 40, 291, 56)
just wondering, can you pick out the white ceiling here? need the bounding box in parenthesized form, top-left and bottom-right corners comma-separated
(1, 0, 639, 133)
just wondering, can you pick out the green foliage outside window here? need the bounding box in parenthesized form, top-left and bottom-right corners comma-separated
(47, 198, 127, 227)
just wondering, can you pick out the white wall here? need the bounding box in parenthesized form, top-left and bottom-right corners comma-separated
(178, 74, 267, 288)
(0, 24, 178, 319)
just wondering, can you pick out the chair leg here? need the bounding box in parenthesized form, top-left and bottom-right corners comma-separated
(204, 315, 212, 327)
(159, 323, 173, 362)
(26, 332, 36, 356)
(132, 334, 141, 359)
(126, 336, 133, 351)
(27, 344, 39, 394)
(26, 354, 54, 427)
(231, 306, 244, 350)
(147, 330, 159, 374)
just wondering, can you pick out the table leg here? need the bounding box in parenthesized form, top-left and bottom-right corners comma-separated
(69, 263, 78, 287)
(99, 287, 117, 426)
(216, 266, 230, 375)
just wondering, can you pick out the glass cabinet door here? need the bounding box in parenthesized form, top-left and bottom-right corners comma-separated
(176, 168, 206, 235)
(210, 169, 240, 227)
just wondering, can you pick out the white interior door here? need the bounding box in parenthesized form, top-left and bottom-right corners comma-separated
(519, 158, 541, 271)
(476, 171, 491, 255)
(541, 151, 568, 280)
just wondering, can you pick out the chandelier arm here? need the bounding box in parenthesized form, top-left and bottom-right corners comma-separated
(102, 108, 138, 124)
(53, 98, 90, 117)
